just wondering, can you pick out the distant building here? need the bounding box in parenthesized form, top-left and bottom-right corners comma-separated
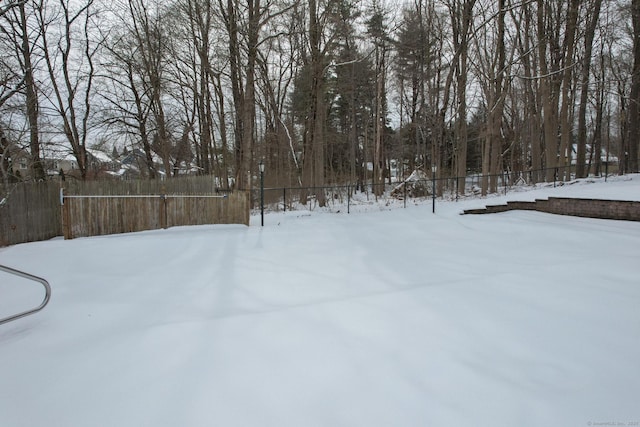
(4, 146, 122, 181)
(571, 144, 619, 166)
(2, 147, 34, 181)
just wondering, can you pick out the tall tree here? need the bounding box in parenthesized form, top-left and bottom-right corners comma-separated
(21, 0, 45, 180)
(452, 0, 476, 194)
(536, 0, 578, 182)
(101, 29, 158, 178)
(1, 0, 46, 180)
(178, 0, 216, 176)
(255, 7, 306, 187)
(575, 0, 603, 178)
(292, 0, 350, 205)
(219, 0, 298, 190)
(479, 0, 507, 195)
(36, 0, 102, 180)
(557, 0, 580, 181)
(511, 3, 543, 183)
(627, 0, 640, 173)
(128, 0, 174, 177)
(301, 0, 327, 205)
(366, 1, 390, 196)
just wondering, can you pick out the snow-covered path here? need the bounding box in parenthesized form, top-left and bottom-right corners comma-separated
(1, 176, 639, 426)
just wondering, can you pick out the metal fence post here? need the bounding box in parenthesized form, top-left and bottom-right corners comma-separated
(504, 172, 507, 195)
(431, 167, 437, 214)
(403, 182, 407, 209)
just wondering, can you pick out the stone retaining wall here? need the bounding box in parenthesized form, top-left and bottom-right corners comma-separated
(463, 198, 640, 221)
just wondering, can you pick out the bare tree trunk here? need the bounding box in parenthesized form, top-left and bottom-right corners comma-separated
(373, 52, 383, 196)
(213, 72, 231, 189)
(511, 4, 542, 183)
(452, 0, 475, 195)
(592, 76, 605, 176)
(221, 0, 290, 189)
(350, 82, 357, 186)
(152, 95, 172, 177)
(439, 0, 475, 195)
(38, 0, 100, 180)
(372, 20, 387, 197)
(239, 0, 259, 189)
(618, 79, 627, 176)
(489, 0, 507, 194)
(456, 37, 469, 196)
(128, 67, 157, 178)
(576, 0, 603, 178)
(184, 0, 214, 175)
(537, 0, 561, 182)
(220, 0, 245, 187)
(19, 1, 45, 181)
(627, 0, 640, 173)
(300, 0, 326, 206)
(558, 0, 579, 182)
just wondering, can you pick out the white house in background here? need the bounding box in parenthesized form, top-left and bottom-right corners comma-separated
(2, 147, 32, 179)
(43, 146, 120, 178)
(571, 144, 619, 165)
(114, 148, 202, 179)
(115, 148, 161, 179)
(45, 153, 78, 177)
(86, 148, 121, 176)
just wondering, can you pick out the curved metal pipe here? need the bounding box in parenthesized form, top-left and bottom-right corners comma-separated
(0, 264, 51, 325)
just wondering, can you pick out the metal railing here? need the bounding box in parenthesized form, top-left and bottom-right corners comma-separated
(0, 264, 52, 325)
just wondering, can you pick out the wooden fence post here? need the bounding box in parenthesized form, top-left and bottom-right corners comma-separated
(159, 184, 167, 229)
(160, 195, 167, 229)
(60, 188, 72, 239)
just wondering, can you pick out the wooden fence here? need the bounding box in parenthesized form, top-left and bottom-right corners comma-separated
(1, 177, 250, 246)
(61, 192, 249, 239)
(0, 182, 62, 247)
(61, 175, 229, 195)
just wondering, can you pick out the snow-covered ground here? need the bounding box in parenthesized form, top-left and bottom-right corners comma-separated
(1, 175, 639, 427)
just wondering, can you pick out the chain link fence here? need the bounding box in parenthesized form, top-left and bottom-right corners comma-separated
(251, 163, 622, 214)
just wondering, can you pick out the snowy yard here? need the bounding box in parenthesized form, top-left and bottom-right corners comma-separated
(1, 176, 639, 426)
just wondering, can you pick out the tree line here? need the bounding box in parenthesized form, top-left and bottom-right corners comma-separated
(1, 0, 639, 204)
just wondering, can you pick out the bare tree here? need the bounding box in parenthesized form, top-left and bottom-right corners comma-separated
(576, 0, 603, 178)
(557, 0, 580, 181)
(432, 0, 476, 195)
(301, 0, 327, 205)
(172, 0, 218, 176)
(127, 0, 174, 177)
(627, 0, 640, 173)
(36, 0, 103, 180)
(218, 0, 298, 190)
(100, 29, 158, 178)
(255, 17, 301, 187)
(1, 0, 46, 180)
(367, 1, 390, 196)
(474, 0, 508, 195)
